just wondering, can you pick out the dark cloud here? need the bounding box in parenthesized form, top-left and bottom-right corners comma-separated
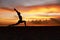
(0, 7, 14, 11)
(0, 0, 60, 9)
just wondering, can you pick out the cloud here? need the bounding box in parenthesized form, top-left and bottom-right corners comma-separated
(0, 0, 59, 9)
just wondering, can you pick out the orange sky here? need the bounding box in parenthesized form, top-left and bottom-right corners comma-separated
(0, 5, 60, 21)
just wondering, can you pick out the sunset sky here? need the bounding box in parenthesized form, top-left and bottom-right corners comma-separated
(0, 0, 60, 26)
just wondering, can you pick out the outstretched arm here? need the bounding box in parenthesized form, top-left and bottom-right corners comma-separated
(14, 8, 19, 13)
(14, 8, 20, 15)
(14, 8, 22, 19)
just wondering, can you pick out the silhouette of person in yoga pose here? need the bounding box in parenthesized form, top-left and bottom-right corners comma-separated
(9, 8, 26, 26)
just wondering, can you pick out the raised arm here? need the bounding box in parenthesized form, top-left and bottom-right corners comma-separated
(14, 8, 22, 19)
(14, 8, 19, 13)
(14, 8, 21, 16)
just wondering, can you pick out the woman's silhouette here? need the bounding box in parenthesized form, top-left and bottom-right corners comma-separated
(9, 8, 26, 26)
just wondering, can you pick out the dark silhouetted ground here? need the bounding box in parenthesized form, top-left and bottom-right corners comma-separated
(0, 26, 60, 40)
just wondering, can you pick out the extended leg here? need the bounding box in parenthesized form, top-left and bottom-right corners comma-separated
(9, 20, 21, 26)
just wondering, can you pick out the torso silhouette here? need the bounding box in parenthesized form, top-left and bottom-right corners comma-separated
(16, 11, 22, 21)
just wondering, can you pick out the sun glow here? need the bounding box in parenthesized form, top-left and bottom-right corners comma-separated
(21, 5, 60, 21)
(0, 5, 60, 22)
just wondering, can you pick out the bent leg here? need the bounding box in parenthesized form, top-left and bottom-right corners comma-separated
(22, 21, 26, 26)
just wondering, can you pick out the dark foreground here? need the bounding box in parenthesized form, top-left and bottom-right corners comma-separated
(0, 26, 60, 40)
